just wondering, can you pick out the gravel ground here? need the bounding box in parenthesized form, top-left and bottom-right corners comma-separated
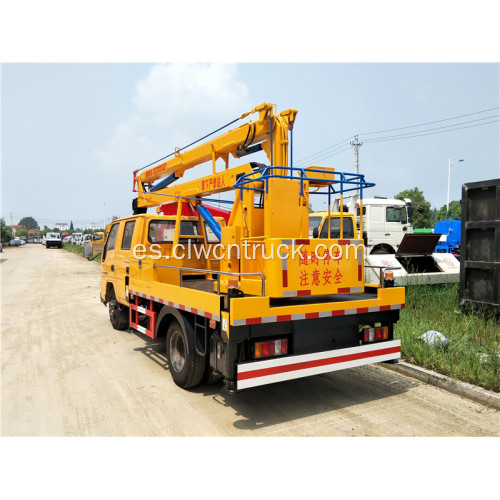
(1, 244, 499, 437)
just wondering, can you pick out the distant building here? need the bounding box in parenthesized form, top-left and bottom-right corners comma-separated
(87, 223, 105, 230)
(55, 222, 69, 231)
(27, 229, 41, 237)
(8, 225, 26, 236)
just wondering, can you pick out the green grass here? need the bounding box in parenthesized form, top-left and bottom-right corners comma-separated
(395, 283, 500, 392)
(62, 242, 85, 256)
(62, 242, 101, 261)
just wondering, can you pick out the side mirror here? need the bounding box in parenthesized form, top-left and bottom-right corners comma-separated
(313, 227, 319, 238)
(83, 243, 93, 259)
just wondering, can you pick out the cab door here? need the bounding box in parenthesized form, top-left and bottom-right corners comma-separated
(114, 219, 137, 304)
(101, 222, 121, 302)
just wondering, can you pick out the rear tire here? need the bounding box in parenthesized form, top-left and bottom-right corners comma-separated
(108, 289, 129, 330)
(166, 319, 205, 389)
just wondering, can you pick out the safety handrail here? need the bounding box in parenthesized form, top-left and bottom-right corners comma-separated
(234, 165, 375, 197)
(153, 264, 265, 296)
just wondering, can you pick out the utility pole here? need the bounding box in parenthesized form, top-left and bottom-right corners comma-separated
(351, 135, 363, 197)
(447, 158, 464, 212)
(350, 135, 363, 175)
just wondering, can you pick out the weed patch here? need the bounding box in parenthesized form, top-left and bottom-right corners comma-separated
(395, 284, 500, 392)
(62, 243, 100, 261)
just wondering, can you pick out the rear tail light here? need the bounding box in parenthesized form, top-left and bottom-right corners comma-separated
(363, 326, 388, 342)
(254, 339, 288, 359)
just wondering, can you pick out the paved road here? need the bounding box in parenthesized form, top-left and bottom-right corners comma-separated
(1, 244, 499, 436)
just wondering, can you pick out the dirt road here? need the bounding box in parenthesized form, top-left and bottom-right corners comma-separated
(1, 244, 498, 436)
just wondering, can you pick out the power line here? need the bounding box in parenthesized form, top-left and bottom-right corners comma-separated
(294, 137, 352, 165)
(362, 117, 499, 143)
(362, 114, 499, 142)
(294, 106, 499, 167)
(358, 106, 500, 136)
(294, 145, 352, 168)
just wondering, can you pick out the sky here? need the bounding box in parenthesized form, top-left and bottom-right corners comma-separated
(1, 62, 498, 229)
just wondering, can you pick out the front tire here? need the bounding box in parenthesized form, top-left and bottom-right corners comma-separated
(108, 289, 129, 330)
(166, 319, 205, 389)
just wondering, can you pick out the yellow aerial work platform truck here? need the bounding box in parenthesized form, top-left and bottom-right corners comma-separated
(98, 103, 405, 392)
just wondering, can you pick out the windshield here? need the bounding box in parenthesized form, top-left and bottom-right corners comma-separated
(319, 217, 355, 238)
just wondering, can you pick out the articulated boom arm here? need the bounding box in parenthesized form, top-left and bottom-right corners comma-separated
(134, 102, 297, 209)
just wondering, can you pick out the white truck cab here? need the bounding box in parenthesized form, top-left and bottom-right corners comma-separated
(45, 232, 62, 248)
(71, 232, 83, 245)
(351, 197, 414, 254)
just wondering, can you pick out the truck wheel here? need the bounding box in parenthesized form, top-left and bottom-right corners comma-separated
(108, 289, 129, 331)
(166, 319, 205, 389)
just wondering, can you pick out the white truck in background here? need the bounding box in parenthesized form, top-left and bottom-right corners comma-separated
(71, 232, 83, 245)
(45, 232, 62, 249)
(311, 196, 460, 286)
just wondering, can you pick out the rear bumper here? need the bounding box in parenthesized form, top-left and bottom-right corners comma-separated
(236, 339, 401, 390)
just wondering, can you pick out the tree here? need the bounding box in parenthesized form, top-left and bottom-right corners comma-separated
(18, 216, 39, 230)
(435, 200, 461, 221)
(1, 218, 14, 243)
(16, 228, 28, 238)
(70, 221, 74, 231)
(430, 207, 439, 226)
(394, 187, 432, 228)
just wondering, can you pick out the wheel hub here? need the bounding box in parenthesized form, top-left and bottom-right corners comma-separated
(170, 331, 186, 374)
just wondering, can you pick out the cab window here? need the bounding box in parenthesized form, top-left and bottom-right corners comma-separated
(103, 223, 119, 260)
(121, 221, 136, 250)
(204, 222, 220, 243)
(386, 206, 407, 223)
(320, 217, 354, 238)
(148, 220, 201, 243)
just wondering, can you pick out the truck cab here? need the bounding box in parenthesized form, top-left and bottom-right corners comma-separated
(45, 232, 62, 248)
(353, 198, 413, 254)
(309, 211, 357, 239)
(71, 232, 83, 245)
(100, 213, 226, 319)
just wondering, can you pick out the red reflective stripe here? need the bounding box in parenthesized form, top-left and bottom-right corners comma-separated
(277, 314, 292, 322)
(238, 346, 400, 381)
(401, 304, 405, 309)
(305, 312, 319, 319)
(331, 310, 345, 316)
(358, 264, 362, 281)
(282, 269, 288, 287)
(338, 239, 350, 245)
(297, 290, 311, 296)
(246, 317, 262, 325)
(357, 307, 369, 314)
(380, 305, 391, 311)
(295, 239, 310, 245)
(338, 287, 350, 293)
